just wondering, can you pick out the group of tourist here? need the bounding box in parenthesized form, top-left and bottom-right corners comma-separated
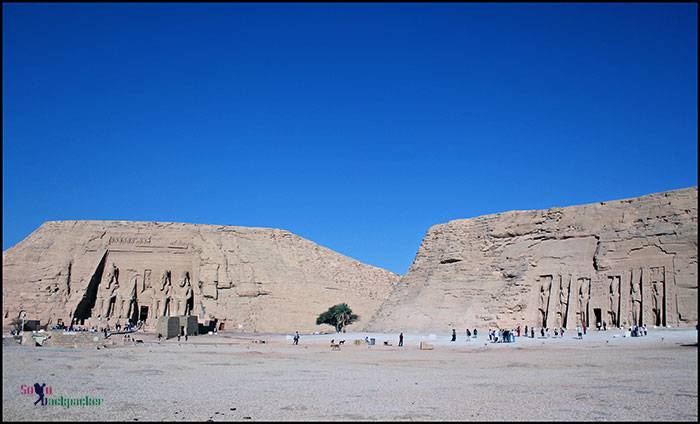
(625, 324, 648, 337)
(519, 325, 568, 339)
(488, 328, 515, 343)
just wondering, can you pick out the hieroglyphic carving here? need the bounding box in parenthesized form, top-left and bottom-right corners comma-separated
(108, 234, 152, 245)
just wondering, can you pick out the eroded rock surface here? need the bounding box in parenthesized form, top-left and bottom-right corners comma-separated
(368, 187, 697, 332)
(2, 221, 399, 332)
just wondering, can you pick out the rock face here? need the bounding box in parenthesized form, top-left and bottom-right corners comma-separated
(368, 187, 698, 332)
(2, 221, 399, 333)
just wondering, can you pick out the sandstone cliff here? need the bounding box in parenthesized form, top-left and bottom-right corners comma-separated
(367, 187, 697, 332)
(2, 221, 399, 333)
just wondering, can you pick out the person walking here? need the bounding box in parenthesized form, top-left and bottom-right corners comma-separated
(293, 331, 300, 345)
(451, 329, 456, 342)
(399, 332, 404, 347)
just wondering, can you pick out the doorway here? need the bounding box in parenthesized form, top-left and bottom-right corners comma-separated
(594, 308, 602, 329)
(139, 306, 149, 323)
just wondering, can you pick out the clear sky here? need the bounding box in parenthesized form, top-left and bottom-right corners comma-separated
(3, 3, 697, 275)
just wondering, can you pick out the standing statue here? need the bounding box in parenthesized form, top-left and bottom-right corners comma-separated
(578, 278, 590, 327)
(557, 277, 569, 328)
(126, 276, 139, 323)
(651, 279, 662, 326)
(538, 277, 551, 327)
(630, 275, 642, 326)
(608, 277, 620, 327)
(142, 269, 151, 293)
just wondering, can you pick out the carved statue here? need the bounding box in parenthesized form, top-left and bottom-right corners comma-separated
(160, 270, 172, 291)
(651, 279, 662, 326)
(161, 277, 172, 317)
(556, 276, 569, 328)
(538, 276, 551, 327)
(142, 269, 151, 293)
(184, 281, 194, 316)
(578, 278, 590, 327)
(630, 274, 642, 326)
(179, 271, 190, 288)
(102, 278, 120, 319)
(126, 276, 139, 322)
(105, 263, 119, 289)
(608, 276, 620, 327)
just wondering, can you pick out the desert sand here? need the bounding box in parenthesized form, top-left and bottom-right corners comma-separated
(2, 327, 697, 421)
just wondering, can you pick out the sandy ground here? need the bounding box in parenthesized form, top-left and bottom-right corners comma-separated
(2, 328, 697, 421)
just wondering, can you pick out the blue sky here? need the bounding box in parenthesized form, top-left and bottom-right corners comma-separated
(3, 3, 697, 275)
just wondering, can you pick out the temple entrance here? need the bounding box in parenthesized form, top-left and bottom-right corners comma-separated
(139, 306, 149, 323)
(594, 308, 602, 329)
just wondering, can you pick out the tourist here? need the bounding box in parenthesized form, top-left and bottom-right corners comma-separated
(473, 329, 478, 339)
(560, 327, 565, 338)
(602, 321, 607, 331)
(184, 325, 188, 341)
(517, 325, 521, 337)
(399, 332, 404, 347)
(554, 328, 559, 337)
(451, 329, 456, 342)
(524, 325, 529, 337)
(466, 329, 471, 342)
(577, 325, 582, 339)
(293, 331, 300, 345)
(540, 328, 545, 338)
(488, 330, 493, 342)
(582, 322, 587, 335)
(530, 327, 535, 338)
(642, 325, 648, 336)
